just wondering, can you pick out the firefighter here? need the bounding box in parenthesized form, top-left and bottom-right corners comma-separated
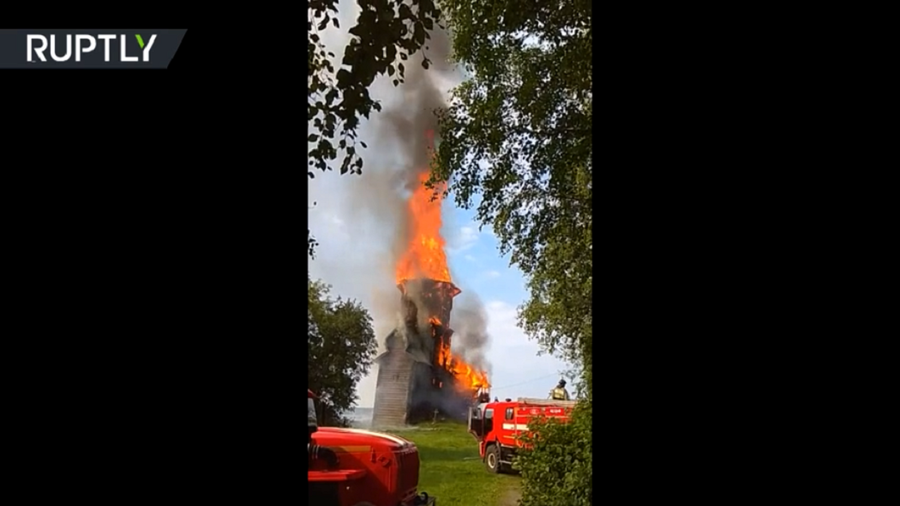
(549, 379, 571, 400)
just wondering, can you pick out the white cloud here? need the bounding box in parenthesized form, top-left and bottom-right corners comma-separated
(484, 300, 518, 346)
(328, 213, 345, 227)
(481, 300, 571, 399)
(447, 223, 480, 255)
(460, 226, 478, 243)
(484, 270, 501, 279)
(464, 254, 476, 262)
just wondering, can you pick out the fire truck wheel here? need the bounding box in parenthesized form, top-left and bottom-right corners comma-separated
(485, 445, 501, 474)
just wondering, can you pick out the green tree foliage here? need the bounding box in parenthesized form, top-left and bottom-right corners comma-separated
(514, 399, 593, 506)
(432, 0, 592, 383)
(431, 1, 592, 504)
(308, 277, 378, 426)
(308, 0, 443, 256)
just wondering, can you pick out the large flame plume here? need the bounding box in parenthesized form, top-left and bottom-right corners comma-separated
(396, 131, 490, 394)
(395, 173, 451, 283)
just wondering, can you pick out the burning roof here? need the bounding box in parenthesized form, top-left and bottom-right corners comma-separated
(371, 130, 493, 427)
(394, 131, 490, 396)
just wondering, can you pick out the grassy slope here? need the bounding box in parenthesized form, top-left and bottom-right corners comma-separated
(392, 422, 520, 506)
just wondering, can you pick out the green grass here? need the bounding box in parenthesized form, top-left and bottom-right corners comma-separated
(392, 421, 520, 506)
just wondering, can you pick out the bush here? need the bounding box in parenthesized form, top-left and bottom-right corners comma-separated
(513, 398, 592, 506)
(308, 277, 377, 428)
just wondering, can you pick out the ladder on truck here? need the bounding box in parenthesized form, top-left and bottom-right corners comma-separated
(516, 398, 578, 408)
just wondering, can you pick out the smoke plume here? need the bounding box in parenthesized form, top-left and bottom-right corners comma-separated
(309, 3, 491, 388)
(449, 291, 491, 375)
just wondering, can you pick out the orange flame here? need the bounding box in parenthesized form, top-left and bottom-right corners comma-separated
(396, 132, 490, 394)
(395, 171, 451, 284)
(396, 131, 490, 391)
(438, 339, 491, 392)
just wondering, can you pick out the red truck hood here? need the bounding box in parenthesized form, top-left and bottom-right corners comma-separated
(312, 427, 414, 451)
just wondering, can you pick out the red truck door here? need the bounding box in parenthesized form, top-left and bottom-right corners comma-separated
(498, 406, 518, 447)
(514, 405, 542, 447)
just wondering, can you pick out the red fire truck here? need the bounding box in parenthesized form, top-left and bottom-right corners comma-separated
(309, 390, 435, 506)
(467, 397, 577, 474)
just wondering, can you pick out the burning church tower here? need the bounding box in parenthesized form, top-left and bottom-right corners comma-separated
(371, 135, 490, 428)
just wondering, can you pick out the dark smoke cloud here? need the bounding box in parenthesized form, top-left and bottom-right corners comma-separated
(309, 4, 491, 397)
(378, 24, 454, 172)
(309, 4, 457, 291)
(448, 291, 491, 374)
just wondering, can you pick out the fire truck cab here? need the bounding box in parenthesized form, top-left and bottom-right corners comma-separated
(308, 390, 435, 506)
(467, 397, 577, 474)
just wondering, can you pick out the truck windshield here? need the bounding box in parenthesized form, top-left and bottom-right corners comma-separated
(308, 398, 318, 427)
